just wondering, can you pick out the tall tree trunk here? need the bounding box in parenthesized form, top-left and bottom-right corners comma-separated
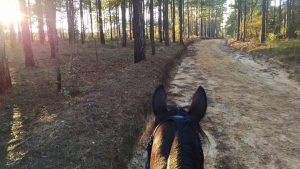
(142, 0, 146, 45)
(179, 0, 184, 44)
(237, 0, 242, 40)
(96, 0, 99, 37)
(266, 0, 269, 32)
(261, 0, 267, 43)
(187, 0, 190, 39)
(149, 0, 155, 55)
(272, 0, 276, 33)
(79, 0, 85, 44)
(144, 0, 149, 40)
(36, 0, 45, 44)
(195, 5, 199, 37)
(66, 0, 75, 43)
(114, 7, 117, 39)
(117, 6, 121, 39)
(27, 0, 34, 42)
(129, 0, 133, 40)
(46, 0, 61, 91)
(214, 9, 217, 38)
(9, 23, 17, 47)
(200, 0, 203, 37)
(243, 0, 247, 41)
(98, 0, 105, 44)
(172, 0, 176, 42)
(204, 18, 207, 37)
(286, 0, 295, 38)
(89, 0, 94, 38)
(46, 0, 57, 58)
(0, 24, 12, 93)
(278, 0, 282, 34)
(115, 6, 121, 39)
(163, 0, 169, 46)
(208, 9, 211, 37)
(109, 4, 113, 40)
(133, 0, 145, 63)
(290, 0, 296, 38)
(121, 0, 127, 47)
(158, 0, 163, 42)
(183, 0, 185, 36)
(19, 0, 35, 67)
(18, 23, 22, 42)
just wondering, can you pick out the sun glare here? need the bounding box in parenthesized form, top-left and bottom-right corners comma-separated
(0, 0, 21, 25)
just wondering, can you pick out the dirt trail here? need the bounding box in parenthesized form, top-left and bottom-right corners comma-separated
(128, 39, 300, 169)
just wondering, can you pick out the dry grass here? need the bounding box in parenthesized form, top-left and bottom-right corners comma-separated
(0, 39, 187, 168)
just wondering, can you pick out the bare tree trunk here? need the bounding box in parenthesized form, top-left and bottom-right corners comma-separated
(19, 0, 35, 67)
(121, 0, 127, 47)
(46, 0, 61, 92)
(200, 0, 203, 37)
(27, 0, 34, 42)
(266, 0, 269, 32)
(187, 0, 190, 39)
(115, 6, 121, 39)
(118, 6, 121, 39)
(18, 23, 22, 42)
(163, 0, 169, 46)
(286, 0, 295, 38)
(97, 0, 105, 44)
(129, 0, 133, 40)
(272, 0, 276, 33)
(237, 0, 242, 40)
(133, 0, 145, 63)
(149, 0, 155, 55)
(9, 23, 17, 47)
(172, 0, 176, 43)
(183, 0, 185, 36)
(196, 7, 198, 36)
(243, 0, 247, 41)
(179, 0, 184, 44)
(261, 0, 267, 43)
(109, 4, 113, 40)
(0, 24, 12, 93)
(142, 0, 146, 43)
(158, 0, 163, 43)
(36, 0, 45, 44)
(79, 0, 85, 44)
(66, 0, 76, 43)
(89, 0, 94, 38)
(208, 9, 211, 37)
(46, 0, 57, 58)
(278, 0, 282, 34)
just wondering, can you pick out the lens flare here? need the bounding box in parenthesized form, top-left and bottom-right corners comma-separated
(0, 0, 21, 25)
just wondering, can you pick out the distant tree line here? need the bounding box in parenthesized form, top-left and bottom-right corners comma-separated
(226, 0, 300, 43)
(1, 0, 227, 93)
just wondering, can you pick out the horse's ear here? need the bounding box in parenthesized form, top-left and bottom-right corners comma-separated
(188, 86, 207, 122)
(152, 85, 168, 117)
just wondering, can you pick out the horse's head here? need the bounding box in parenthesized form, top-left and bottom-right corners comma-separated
(147, 85, 207, 169)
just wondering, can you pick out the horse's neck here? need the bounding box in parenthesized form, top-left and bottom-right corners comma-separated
(151, 133, 181, 169)
(167, 133, 181, 169)
(151, 132, 204, 169)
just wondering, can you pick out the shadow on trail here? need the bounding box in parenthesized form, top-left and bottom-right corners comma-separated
(0, 105, 27, 168)
(0, 66, 65, 168)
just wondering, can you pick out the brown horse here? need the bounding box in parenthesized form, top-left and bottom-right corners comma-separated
(146, 85, 207, 169)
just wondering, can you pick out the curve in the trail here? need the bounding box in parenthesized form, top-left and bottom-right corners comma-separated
(129, 39, 300, 169)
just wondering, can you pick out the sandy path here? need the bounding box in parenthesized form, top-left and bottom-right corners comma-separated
(129, 39, 300, 169)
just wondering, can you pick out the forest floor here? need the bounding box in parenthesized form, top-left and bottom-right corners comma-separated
(0, 40, 187, 168)
(129, 39, 300, 169)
